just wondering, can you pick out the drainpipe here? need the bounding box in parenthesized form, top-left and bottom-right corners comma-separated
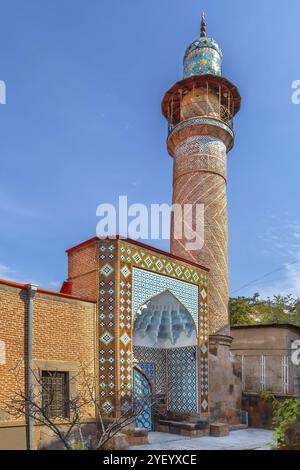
(26, 283, 38, 451)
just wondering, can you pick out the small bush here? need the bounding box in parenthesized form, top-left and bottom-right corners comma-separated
(272, 398, 300, 448)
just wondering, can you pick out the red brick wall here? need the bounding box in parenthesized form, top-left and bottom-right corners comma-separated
(0, 282, 96, 423)
(67, 240, 99, 301)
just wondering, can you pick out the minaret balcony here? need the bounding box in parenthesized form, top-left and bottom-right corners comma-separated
(167, 103, 234, 136)
(162, 75, 241, 153)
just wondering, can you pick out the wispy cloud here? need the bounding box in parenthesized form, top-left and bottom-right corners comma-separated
(49, 280, 60, 289)
(253, 218, 300, 298)
(0, 263, 39, 285)
(0, 261, 62, 292)
(0, 263, 14, 278)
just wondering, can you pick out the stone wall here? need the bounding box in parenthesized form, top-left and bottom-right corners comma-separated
(209, 335, 242, 424)
(242, 392, 300, 430)
(242, 393, 273, 429)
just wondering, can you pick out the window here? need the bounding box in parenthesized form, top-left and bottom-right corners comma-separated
(42, 371, 69, 418)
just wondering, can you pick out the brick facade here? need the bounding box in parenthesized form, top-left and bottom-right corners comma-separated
(67, 237, 210, 418)
(0, 280, 96, 449)
(67, 240, 99, 301)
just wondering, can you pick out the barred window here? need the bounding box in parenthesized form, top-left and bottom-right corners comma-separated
(42, 371, 69, 418)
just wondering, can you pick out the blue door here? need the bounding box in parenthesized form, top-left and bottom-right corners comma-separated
(133, 367, 152, 430)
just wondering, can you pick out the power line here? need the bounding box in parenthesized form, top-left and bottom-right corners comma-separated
(232, 259, 300, 295)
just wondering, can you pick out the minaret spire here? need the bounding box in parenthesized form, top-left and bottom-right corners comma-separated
(200, 11, 206, 37)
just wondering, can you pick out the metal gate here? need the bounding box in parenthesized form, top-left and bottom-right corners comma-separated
(133, 367, 152, 430)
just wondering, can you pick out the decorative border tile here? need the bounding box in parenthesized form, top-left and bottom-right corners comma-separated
(98, 240, 117, 416)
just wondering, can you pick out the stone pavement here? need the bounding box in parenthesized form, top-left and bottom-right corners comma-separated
(129, 428, 274, 450)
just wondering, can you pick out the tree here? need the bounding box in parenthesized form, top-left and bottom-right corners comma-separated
(229, 293, 300, 327)
(4, 360, 159, 450)
(229, 294, 258, 326)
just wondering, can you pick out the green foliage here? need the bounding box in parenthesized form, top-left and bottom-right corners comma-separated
(272, 398, 300, 448)
(71, 442, 86, 450)
(259, 390, 274, 401)
(229, 293, 300, 327)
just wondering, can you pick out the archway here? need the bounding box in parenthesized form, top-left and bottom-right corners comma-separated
(133, 367, 152, 430)
(133, 290, 198, 426)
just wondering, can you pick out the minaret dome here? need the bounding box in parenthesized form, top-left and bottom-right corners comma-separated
(183, 13, 222, 78)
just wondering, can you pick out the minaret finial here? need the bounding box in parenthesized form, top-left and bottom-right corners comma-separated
(200, 11, 206, 37)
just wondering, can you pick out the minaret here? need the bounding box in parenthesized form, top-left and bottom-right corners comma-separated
(162, 13, 241, 337)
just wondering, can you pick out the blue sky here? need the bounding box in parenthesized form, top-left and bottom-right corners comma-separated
(0, 0, 299, 298)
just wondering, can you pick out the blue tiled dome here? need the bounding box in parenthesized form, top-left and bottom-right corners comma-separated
(183, 36, 222, 78)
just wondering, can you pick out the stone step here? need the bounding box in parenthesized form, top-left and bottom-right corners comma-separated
(158, 419, 209, 430)
(210, 422, 229, 437)
(229, 424, 248, 431)
(157, 419, 210, 437)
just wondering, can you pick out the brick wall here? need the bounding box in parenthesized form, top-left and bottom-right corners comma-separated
(0, 282, 97, 431)
(67, 240, 99, 301)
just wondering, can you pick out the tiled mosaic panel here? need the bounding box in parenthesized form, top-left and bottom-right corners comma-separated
(174, 136, 227, 180)
(184, 36, 222, 60)
(167, 347, 198, 413)
(184, 37, 222, 78)
(134, 346, 198, 414)
(134, 346, 166, 393)
(118, 257, 133, 409)
(133, 368, 152, 430)
(98, 240, 117, 416)
(136, 363, 155, 383)
(120, 243, 208, 286)
(132, 267, 199, 329)
(117, 241, 209, 414)
(184, 49, 221, 78)
(170, 117, 234, 139)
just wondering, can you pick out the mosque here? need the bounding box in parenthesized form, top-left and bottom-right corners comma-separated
(0, 13, 244, 448)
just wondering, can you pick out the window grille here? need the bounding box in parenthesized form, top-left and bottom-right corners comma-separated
(41, 371, 69, 418)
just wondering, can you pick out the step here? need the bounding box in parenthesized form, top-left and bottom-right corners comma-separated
(229, 424, 248, 431)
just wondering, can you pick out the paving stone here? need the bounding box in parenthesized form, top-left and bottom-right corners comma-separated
(129, 429, 274, 451)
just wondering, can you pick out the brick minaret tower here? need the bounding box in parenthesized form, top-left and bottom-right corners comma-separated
(162, 13, 240, 335)
(162, 14, 242, 422)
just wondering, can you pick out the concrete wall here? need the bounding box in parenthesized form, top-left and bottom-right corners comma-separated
(231, 325, 300, 353)
(231, 325, 300, 396)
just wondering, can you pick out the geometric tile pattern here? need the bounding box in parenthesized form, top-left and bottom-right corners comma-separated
(136, 362, 155, 383)
(167, 346, 198, 413)
(174, 136, 227, 180)
(135, 346, 198, 414)
(134, 346, 166, 393)
(169, 116, 234, 140)
(98, 239, 209, 415)
(98, 240, 117, 416)
(118, 240, 209, 414)
(184, 36, 222, 78)
(133, 367, 152, 430)
(133, 267, 199, 330)
(184, 47, 222, 78)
